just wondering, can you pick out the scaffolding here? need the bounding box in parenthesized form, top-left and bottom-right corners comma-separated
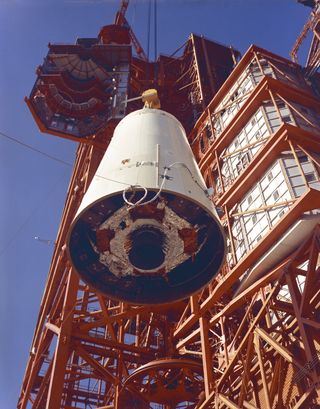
(18, 5, 320, 409)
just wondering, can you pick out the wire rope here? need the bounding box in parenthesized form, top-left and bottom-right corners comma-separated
(0, 129, 134, 187)
(147, 0, 152, 61)
(154, 0, 158, 62)
(0, 130, 71, 166)
(153, 0, 158, 84)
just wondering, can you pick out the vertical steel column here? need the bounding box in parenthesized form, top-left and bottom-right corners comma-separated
(45, 269, 79, 409)
(200, 316, 214, 398)
(191, 34, 206, 109)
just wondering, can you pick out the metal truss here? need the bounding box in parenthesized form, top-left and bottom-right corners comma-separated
(17, 103, 320, 409)
(291, 1, 320, 77)
(17, 151, 320, 407)
(18, 16, 320, 409)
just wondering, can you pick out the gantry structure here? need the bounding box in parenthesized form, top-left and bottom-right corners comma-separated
(291, 0, 320, 76)
(18, 2, 320, 408)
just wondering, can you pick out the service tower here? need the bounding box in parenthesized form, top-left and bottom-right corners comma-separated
(18, 1, 320, 408)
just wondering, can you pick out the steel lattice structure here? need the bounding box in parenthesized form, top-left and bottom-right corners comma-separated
(18, 3, 320, 409)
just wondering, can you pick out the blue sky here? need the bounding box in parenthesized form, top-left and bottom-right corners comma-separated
(0, 0, 311, 407)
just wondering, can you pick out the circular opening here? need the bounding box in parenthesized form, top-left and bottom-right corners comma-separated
(128, 225, 165, 270)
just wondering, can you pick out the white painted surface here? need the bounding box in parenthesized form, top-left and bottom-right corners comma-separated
(77, 108, 219, 219)
(236, 215, 320, 294)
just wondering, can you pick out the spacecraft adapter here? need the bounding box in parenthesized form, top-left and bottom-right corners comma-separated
(67, 106, 226, 304)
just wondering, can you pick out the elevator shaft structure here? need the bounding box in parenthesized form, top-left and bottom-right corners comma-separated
(18, 4, 320, 409)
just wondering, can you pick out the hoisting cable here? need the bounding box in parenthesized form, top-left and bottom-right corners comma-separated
(147, 0, 152, 61)
(154, 0, 158, 84)
(154, 0, 158, 61)
(146, 0, 152, 81)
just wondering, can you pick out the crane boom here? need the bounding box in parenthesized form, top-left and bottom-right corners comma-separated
(114, 0, 129, 26)
(125, 17, 148, 61)
(115, 0, 148, 61)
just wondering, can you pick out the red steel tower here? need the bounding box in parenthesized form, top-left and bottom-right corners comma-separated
(18, 2, 320, 408)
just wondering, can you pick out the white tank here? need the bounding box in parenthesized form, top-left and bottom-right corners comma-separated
(67, 108, 225, 304)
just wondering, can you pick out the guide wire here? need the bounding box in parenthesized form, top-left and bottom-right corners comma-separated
(0, 129, 133, 187)
(0, 130, 70, 166)
(154, 0, 158, 84)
